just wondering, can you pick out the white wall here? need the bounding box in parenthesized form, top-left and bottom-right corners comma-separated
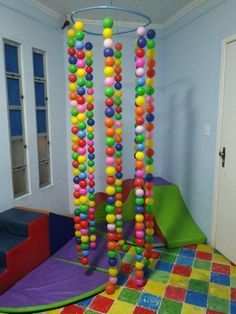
(0, 1, 69, 213)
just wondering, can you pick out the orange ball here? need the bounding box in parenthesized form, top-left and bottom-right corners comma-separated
(115, 193, 123, 201)
(134, 178, 144, 187)
(104, 118, 114, 128)
(104, 57, 115, 66)
(135, 222, 144, 231)
(116, 157, 122, 164)
(145, 182, 154, 190)
(107, 241, 116, 250)
(107, 176, 116, 185)
(146, 221, 154, 228)
(105, 283, 116, 295)
(69, 92, 77, 100)
(147, 58, 156, 68)
(116, 135, 122, 143)
(106, 128, 115, 137)
(135, 107, 145, 116)
(146, 104, 154, 113)
(115, 66, 122, 74)
(146, 123, 154, 131)
(115, 42, 122, 50)
(135, 270, 144, 279)
(135, 160, 144, 170)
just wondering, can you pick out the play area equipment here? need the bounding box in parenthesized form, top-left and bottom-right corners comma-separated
(0, 8, 206, 314)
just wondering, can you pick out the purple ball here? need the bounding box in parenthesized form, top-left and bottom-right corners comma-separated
(137, 36, 147, 48)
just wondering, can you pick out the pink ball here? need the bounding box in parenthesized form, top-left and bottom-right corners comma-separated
(136, 230, 145, 239)
(136, 67, 145, 77)
(77, 105, 86, 113)
(81, 228, 89, 235)
(135, 279, 144, 287)
(70, 100, 77, 107)
(107, 223, 116, 232)
(135, 188, 144, 197)
(104, 77, 114, 86)
(90, 242, 96, 249)
(106, 157, 115, 165)
(146, 96, 154, 104)
(145, 190, 153, 197)
(78, 147, 86, 155)
(77, 59, 85, 68)
(88, 173, 94, 180)
(116, 120, 122, 127)
(109, 276, 118, 284)
(136, 58, 145, 68)
(137, 26, 145, 36)
(88, 140, 94, 146)
(80, 188, 87, 195)
(116, 214, 122, 220)
(146, 131, 153, 139)
(135, 125, 144, 134)
(74, 184, 80, 191)
(89, 207, 95, 214)
(87, 88, 94, 95)
(136, 169, 144, 178)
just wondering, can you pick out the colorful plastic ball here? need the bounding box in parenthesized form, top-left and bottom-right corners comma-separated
(136, 77, 145, 86)
(104, 38, 113, 48)
(104, 56, 115, 66)
(105, 77, 114, 87)
(104, 66, 114, 77)
(86, 58, 93, 66)
(136, 48, 145, 58)
(137, 26, 146, 36)
(87, 119, 95, 126)
(147, 39, 155, 49)
(105, 283, 116, 295)
(86, 73, 93, 81)
(114, 82, 122, 90)
(146, 86, 154, 95)
(105, 107, 115, 118)
(68, 47, 76, 56)
(104, 87, 115, 97)
(146, 174, 154, 182)
(69, 64, 77, 73)
(75, 40, 84, 50)
(136, 58, 145, 68)
(67, 38, 76, 47)
(136, 67, 145, 77)
(105, 137, 115, 146)
(115, 42, 122, 50)
(108, 258, 117, 266)
(103, 28, 113, 38)
(146, 114, 154, 122)
(137, 36, 147, 48)
(103, 16, 114, 28)
(115, 172, 123, 179)
(76, 50, 85, 59)
(74, 20, 84, 31)
(114, 50, 122, 59)
(106, 167, 116, 176)
(103, 48, 114, 57)
(147, 29, 156, 39)
(85, 42, 93, 50)
(67, 28, 75, 38)
(69, 56, 77, 64)
(136, 95, 146, 106)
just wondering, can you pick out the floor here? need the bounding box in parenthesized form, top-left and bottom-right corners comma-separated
(44, 244, 236, 314)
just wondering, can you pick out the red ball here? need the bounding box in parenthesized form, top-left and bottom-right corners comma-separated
(78, 139, 86, 147)
(115, 66, 122, 74)
(86, 66, 93, 73)
(74, 216, 81, 223)
(72, 160, 79, 168)
(146, 148, 154, 157)
(134, 178, 144, 187)
(144, 251, 152, 259)
(105, 147, 115, 156)
(107, 176, 116, 185)
(80, 220, 88, 228)
(88, 146, 95, 153)
(105, 98, 114, 107)
(105, 283, 116, 295)
(108, 232, 116, 241)
(146, 68, 156, 78)
(145, 213, 153, 221)
(71, 126, 78, 134)
(115, 106, 122, 113)
(76, 50, 85, 59)
(115, 42, 123, 51)
(87, 103, 94, 111)
(116, 165, 122, 172)
(68, 74, 77, 83)
(116, 233, 123, 241)
(116, 207, 123, 214)
(147, 58, 156, 68)
(135, 239, 145, 246)
(89, 180, 95, 187)
(68, 47, 76, 56)
(81, 257, 88, 265)
(136, 48, 145, 58)
(115, 74, 122, 82)
(88, 213, 95, 220)
(73, 191, 80, 198)
(77, 95, 85, 105)
(136, 116, 145, 125)
(80, 180, 87, 188)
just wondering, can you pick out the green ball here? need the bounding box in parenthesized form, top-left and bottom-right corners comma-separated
(116, 220, 123, 227)
(80, 204, 88, 213)
(67, 38, 75, 47)
(77, 77, 86, 86)
(79, 164, 86, 171)
(86, 81, 93, 88)
(74, 208, 80, 216)
(115, 98, 122, 105)
(103, 16, 113, 28)
(89, 226, 96, 233)
(75, 31, 84, 40)
(114, 51, 122, 59)
(116, 186, 123, 193)
(86, 58, 93, 66)
(143, 258, 150, 267)
(115, 113, 122, 120)
(146, 86, 154, 95)
(106, 137, 115, 146)
(104, 87, 114, 97)
(135, 247, 144, 254)
(69, 64, 77, 73)
(106, 205, 116, 214)
(71, 108, 78, 116)
(72, 152, 78, 160)
(86, 111, 94, 118)
(89, 194, 95, 200)
(108, 250, 117, 258)
(81, 243, 89, 250)
(136, 134, 144, 143)
(147, 39, 155, 49)
(145, 235, 154, 244)
(136, 197, 144, 205)
(87, 133, 94, 140)
(146, 157, 154, 165)
(78, 121, 86, 130)
(88, 160, 94, 167)
(122, 244, 129, 252)
(136, 86, 146, 96)
(146, 205, 154, 213)
(115, 151, 122, 158)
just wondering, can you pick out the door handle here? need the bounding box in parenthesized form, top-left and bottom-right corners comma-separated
(219, 147, 226, 167)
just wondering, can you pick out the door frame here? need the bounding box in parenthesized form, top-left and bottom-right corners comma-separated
(211, 33, 236, 246)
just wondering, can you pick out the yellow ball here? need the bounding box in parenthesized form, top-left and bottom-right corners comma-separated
(72, 135, 79, 143)
(86, 95, 94, 103)
(74, 20, 84, 31)
(135, 262, 144, 270)
(77, 68, 86, 77)
(103, 28, 113, 38)
(145, 140, 154, 148)
(115, 179, 122, 186)
(69, 83, 77, 91)
(115, 59, 121, 66)
(145, 198, 154, 205)
(89, 201, 95, 207)
(104, 66, 114, 77)
(80, 196, 88, 204)
(115, 128, 122, 135)
(86, 51, 93, 58)
(135, 214, 144, 223)
(90, 235, 96, 242)
(81, 235, 89, 243)
(88, 167, 94, 173)
(146, 49, 156, 58)
(118, 239, 125, 246)
(146, 165, 154, 173)
(116, 227, 123, 233)
(115, 90, 122, 98)
(108, 267, 118, 277)
(78, 155, 86, 163)
(67, 28, 75, 38)
(136, 96, 146, 106)
(115, 200, 123, 208)
(73, 198, 80, 206)
(146, 78, 154, 86)
(106, 186, 116, 195)
(106, 166, 116, 176)
(73, 168, 80, 176)
(106, 214, 116, 223)
(75, 230, 81, 237)
(135, 151, 144, 160)
(146, 228, 154, 236)
(87, 126, 94, 133)
(71, 117, 78, 125)
(77, 113, 86, 122)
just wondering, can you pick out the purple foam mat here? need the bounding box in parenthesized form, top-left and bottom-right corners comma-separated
(152, 176, 172, 186)
(54, 232, 112, 269)
(0, 257, 107, 308)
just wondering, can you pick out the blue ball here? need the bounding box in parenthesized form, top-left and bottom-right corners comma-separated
(115, 143, 123, 151)
(75, 237, 81, 244)
(136, 254, 143, 262)
(77, 86, 85, 96)
(87, 118, 95, 126)
(136, 143, 145, 151)
(115, 82, 122, 90)
(146, 114, 154, 122)
(75, 41, 84, 50)
(105, 107, 115, 117)
(78, 130, 86, 138)
(82, 250, 90, 257)
(73, 176, 80, 184)
(137, 36, 147, 48)
(107, 196, 116, 205)
(135, 205, 144, 213)
(80, 213, 87, 220)
(85, 42, 93, 50)
(90, 221, 95, 226)
(108, 258, 117, 266)
(88, 153, 95, 160)
(147, 29, 156, 39)
(136, 77, 145, 86)
(116, 172, 123, 179)
(88, 187, 95, 194)
(104, 48, 114, 57)
(86, 73, 93, 81)
(146, 174, 154, 182)
(69, 56, 77, 64)
(79, 172, 87, 179)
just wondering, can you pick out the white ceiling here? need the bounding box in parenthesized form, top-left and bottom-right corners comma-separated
(26, 0, 206, 29)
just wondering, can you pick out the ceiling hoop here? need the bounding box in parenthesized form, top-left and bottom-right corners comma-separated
(70, 5, 152, 36)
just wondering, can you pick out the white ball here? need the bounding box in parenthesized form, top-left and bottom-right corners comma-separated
(104, 38, 113, 48)
(116, 214, 122, 220)
(136, 67, 145, 77)
(107, 223, 116, 232)
(135, 188, 144, 197)
(70, 100, 77, 107)
(137, 26, 145, 36)
(136, 125, 144, 134)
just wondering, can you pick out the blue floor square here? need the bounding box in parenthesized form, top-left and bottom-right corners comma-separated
(117, 273, 129, 286)
(185, 291, 207, 307)
(210, 272, 230, 286)
(119, 252, 126, 260)
(231, 301, 236, 314)
(176, 255, 194, 267)
(155, 261, 173, 273)
(76, 295, 94, 307)
(144, 267, 152, 279)
(138, 292, 161, 310)
(179, 248, 196, 258)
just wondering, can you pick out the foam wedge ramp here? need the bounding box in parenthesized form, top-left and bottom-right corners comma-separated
(152, 184, 206, 248)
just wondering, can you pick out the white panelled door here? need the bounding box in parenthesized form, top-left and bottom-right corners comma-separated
(215, 39, 236, 264)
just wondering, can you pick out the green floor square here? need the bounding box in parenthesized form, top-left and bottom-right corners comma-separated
(231, 276, 236, 288)
(208, 296, 230, 313)
(85, 310, 100, 314)
(160, 253, 177, 263)
(118, 287, 141, 305)
(193, 258, 211, 271)
(188, 278, 209, 294)
(122, 254, 136, 264)
(149, 270, 170, 283)
(165, 247, 180, 255)
(159, 298, 183, 314)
